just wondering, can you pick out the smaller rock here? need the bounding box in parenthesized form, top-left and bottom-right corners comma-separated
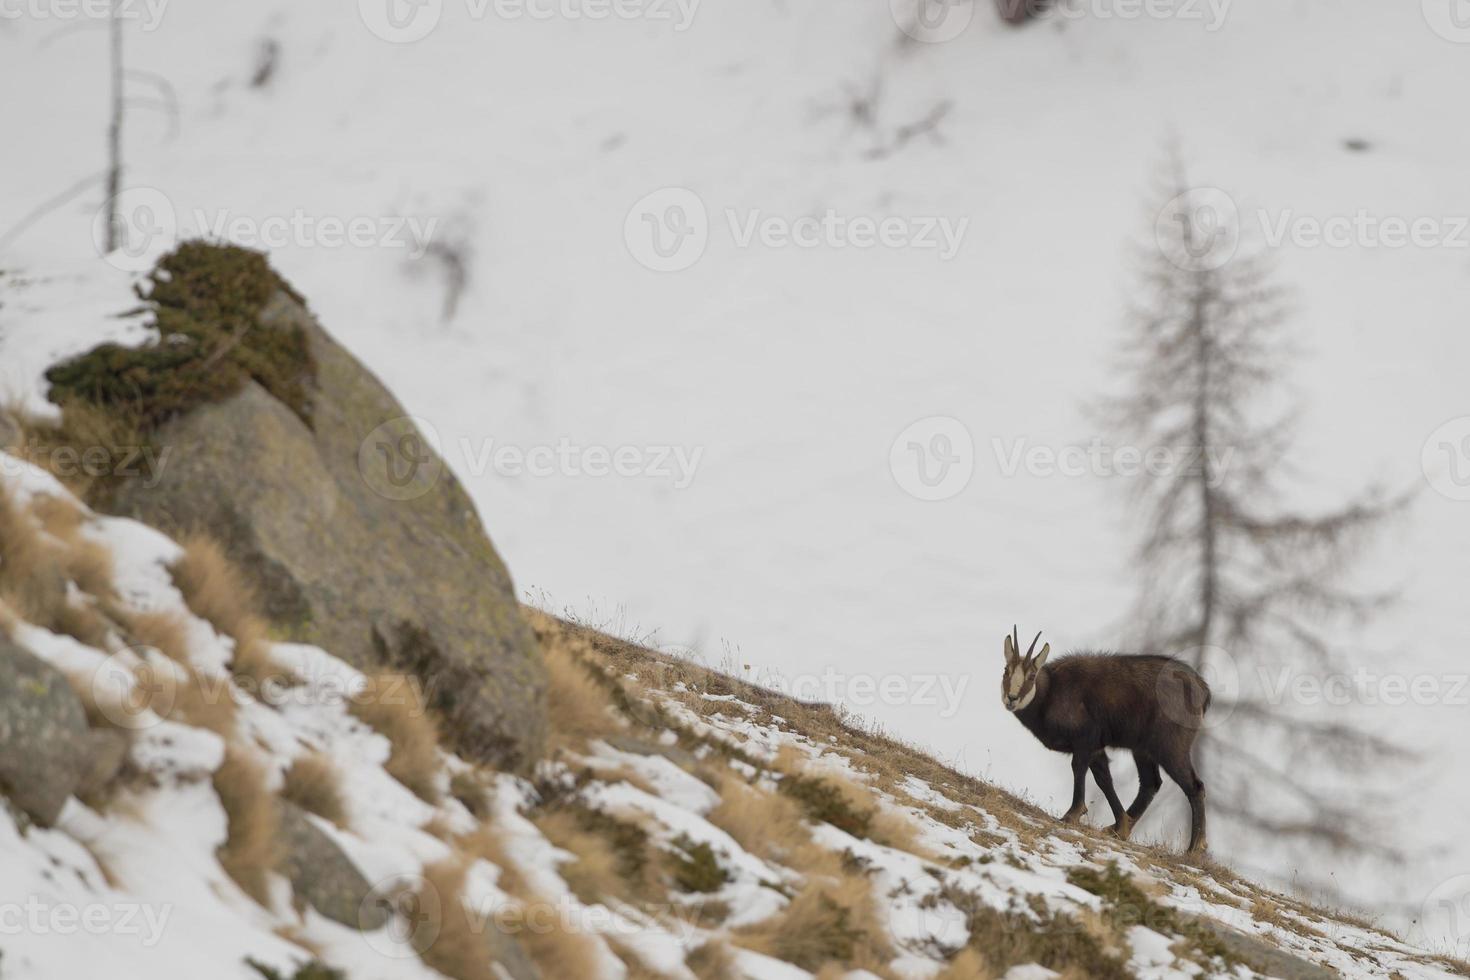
(0, 635, 91, 825)
(277, 800, 389, 930)
(76, 730, 131, 799)
(0, 409, 20, 452)
(1193, 919, 1338, 980)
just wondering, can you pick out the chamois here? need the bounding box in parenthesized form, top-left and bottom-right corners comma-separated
(1000, 627, 1211, 852)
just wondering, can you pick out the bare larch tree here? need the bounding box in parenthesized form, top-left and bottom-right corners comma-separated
(1101, 151, 1408, 867)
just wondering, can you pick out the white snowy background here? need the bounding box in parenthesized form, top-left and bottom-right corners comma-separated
(3, 0, 1469, 951)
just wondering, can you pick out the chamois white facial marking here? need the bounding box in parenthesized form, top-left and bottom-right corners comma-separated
(1000, 628, 1049, 712)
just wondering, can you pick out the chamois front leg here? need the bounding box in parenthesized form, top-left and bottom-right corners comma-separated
(1060, 751, 1089, 824)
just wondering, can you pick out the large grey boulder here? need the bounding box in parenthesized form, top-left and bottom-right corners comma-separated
(111, 288, 547, 771)
(0, 408, 20, 452)
(0, 634, 124, 825)
(277, 800, 389, 930)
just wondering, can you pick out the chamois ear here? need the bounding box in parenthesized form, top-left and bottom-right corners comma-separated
(1004, 632, 1018, 663)
(1032, 643, 1050, 668)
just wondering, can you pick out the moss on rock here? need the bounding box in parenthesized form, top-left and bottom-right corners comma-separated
(45, 242, 315, 431)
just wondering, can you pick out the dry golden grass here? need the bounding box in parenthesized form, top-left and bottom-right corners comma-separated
(543, 630, 624, 747)
(213, 748, 283, 906)
(350, 671, 442, 803)
(4, 398, 143, 503)
(503, 891, 605, 980)
(282, 751, 349, 828)
(707, 774, 813, 866)
(459, 824, 528, 898)
(121, 608, 193, 662)
(412, 858, 499, 980)
(934, 948, 997, 980)
(0, 483, 62, 626)
(685, 941, 739, 980)
(734, 874, 893, 973)
(449, 768, 495, 820)
(460, 822, 607, 979)
(170, 532, 293, 688)
(533, 809, 628, 906)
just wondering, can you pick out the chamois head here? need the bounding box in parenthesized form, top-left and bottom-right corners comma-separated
(1000, 625, 1050, 712)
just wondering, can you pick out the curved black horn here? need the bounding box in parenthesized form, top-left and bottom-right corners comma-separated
(1025, 630, 1043, 659)
(1012, 625, 1019, 654)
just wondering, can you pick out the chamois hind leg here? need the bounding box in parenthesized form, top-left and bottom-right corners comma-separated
(1089, 753, 1132, 839)
(1159, 747, 1207, 853)
(1127, 751, 1163, 823)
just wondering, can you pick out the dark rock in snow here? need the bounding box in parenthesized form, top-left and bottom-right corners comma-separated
(0, 634, 94, 824)
(277, 799, 390, 931)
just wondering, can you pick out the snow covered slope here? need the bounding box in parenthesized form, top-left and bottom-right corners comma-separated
(1, 453, 1465, 979)
(3, 0, 1469, 946)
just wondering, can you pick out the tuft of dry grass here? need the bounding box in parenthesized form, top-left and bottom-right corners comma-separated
(735, 874, 893, 973)
(707, 774, 813, 866)
(0, 483, 63, 626)
(500, 890, 606, 980)
(170, 532, 293, 688)
(459, 823, 608, 979)
(449, 768, 494, 820)
(933, 948, 996, 980)
(281, 751, 349, 828)
(213, 748, 283, 906)
(350, 671, 442, 803)
(4, 398, 145, 504)
(411, 858, 499, 980)
(685, 941, 739, 980)
(122, 608, 193, 662)
(543, 632, 624, 747)
(534, 809, 628, 906)
(110, 614, 253, 735)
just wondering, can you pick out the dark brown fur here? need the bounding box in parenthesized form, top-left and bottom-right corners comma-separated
(1003, 637, 1211, 852)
